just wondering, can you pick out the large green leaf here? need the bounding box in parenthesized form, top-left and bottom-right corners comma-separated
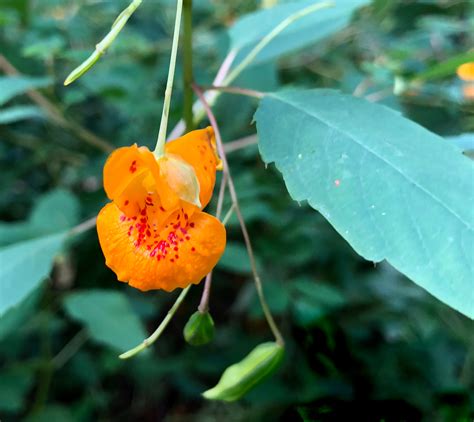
(0, 286, 42, 341)
(0, 232, 67, 316)
(0, 105, 44, 124)
(0, 76, 52, 106)
(63, 289, 147, 352)
(0, 190, 80, 316)
(229, 0, 367, 66)
(446, 133, 474, 153)
(0, 189, 79, 247)
(255, 89, 474, 318)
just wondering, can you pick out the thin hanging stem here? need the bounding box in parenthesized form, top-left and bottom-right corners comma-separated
(119, 285, 191, 359)
(154, 0, 184, 156)
(198, 172, 228, 313)
(193, 84, 284, 346)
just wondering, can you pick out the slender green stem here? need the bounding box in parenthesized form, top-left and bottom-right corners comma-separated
(119, 285, 191, 359)
(154, 0, 184, 156)
(193, 84, 285, 346)
(222, 1, 334, 86)
(183, 0, 194, 132)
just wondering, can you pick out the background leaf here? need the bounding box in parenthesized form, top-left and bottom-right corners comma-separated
(0, 190, 80, 315)
(0, 189, 80, 247)
(0, 105, 44, 124)
(229, 0, 368, 66)
(63, 289, 147, 351)
(256, 89, 474, 318)
(0, 232, 67, 316)
(0, 76, 52, 105)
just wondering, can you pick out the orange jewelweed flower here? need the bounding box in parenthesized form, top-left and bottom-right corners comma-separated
(456, 62, 474, 101)
(97, 127, 226, 292)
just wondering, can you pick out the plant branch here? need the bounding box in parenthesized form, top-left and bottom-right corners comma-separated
(52, 329, 89, 369)
(0, 55, 114, 153)
(64, 0, 143, 85)
(119, 285, 191, 359)
(199, 84, 264, 99)
(69, 216, 97, 236)
(193, 83, 284, 346)
(154, 0, 184, 156)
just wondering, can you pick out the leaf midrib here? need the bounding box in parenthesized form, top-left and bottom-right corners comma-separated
(272, 94, 474, 233)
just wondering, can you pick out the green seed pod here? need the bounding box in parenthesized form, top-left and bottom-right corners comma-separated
(183, 311, 215, 346)
(202, 342, 285, 401)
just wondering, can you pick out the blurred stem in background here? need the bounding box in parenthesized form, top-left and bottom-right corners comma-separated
(30, 292, 54, 415)
(183, 0, 194, 132)
(0, 55, 113, 153)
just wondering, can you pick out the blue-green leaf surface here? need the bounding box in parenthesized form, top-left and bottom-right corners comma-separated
(0, 105, 44, 124)
(0, 76, 52, 106)
(0, 189, 79, 247)
(255, 89, 474, 318)
(63, 289, 147, 351)
(0, 190, 80, 316)
(0, 232, 67, 316)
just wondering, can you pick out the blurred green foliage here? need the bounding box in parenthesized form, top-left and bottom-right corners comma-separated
(0, 0, 473, 421)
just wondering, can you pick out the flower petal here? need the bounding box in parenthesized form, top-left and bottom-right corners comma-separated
(103, 144, 180, 214)
(457, 62, 474, 81)
(165, 126, 221, 209)
(97, 202, 226, 291)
